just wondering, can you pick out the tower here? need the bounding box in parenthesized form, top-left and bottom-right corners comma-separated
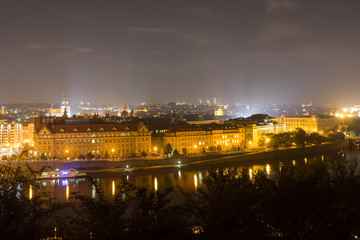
(61, 97, 71, 117)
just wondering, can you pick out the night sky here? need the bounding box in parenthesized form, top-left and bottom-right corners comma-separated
(1, 0, 360, 105)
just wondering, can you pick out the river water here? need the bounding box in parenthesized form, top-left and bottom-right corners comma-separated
(37, 150, 351, 202)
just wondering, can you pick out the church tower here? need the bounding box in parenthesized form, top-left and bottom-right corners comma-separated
(61, 97, 71, 117)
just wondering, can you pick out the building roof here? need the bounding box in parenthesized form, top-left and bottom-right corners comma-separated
(35, 117, 148, 134)
(167, 123, 238, 133)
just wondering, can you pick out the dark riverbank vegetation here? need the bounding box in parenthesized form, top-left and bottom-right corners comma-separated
(268, 128, 345, 149)
(1, 154, 360, 240)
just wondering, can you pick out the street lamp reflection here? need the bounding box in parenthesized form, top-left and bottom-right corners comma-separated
(112, 180, 115, 196)
(154, 177, 158, 191)
(194, 174, 198, 190)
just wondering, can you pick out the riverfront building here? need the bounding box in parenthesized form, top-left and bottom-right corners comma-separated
(278, 115, 318, 132)
(277, 115, 339, 134)
(161, 124, 245, 154)
(227, 114, 286, 147)
(0, 121, 34, 157)
(244, 123, 286, 147)
(0, 121, 34, 146)
(33, 116, 151, 159)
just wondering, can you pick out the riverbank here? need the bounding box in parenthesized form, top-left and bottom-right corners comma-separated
(2, 142, 347, 174)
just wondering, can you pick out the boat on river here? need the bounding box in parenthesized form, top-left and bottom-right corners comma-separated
(36, 169, 87, 179)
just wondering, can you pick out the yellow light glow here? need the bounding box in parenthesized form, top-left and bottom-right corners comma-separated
(194, 174, 198, 190)
(154, 147, 157, 151)
(304, 157, 307, 164)
(292, 160, 296, 166)
(154, 177, 158, 191)
(112, 180, 115, 196)
(65, 149, 69, 153)
(249, 169, 253, 180)
(66, 185, 69, 201)
(266, 138, 270, 143)
(266, 164, 270, 175)
(194, 145, 197, 148)
(29, 185, 33, 200)
(111, 149, 115, 152)
(249, 141, 252, 145)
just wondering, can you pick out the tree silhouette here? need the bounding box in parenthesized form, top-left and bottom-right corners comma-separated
(164, 143, 173, 156)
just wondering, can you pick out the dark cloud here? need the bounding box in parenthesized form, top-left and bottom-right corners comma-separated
(256, 20, 307, 45)
(127, 27, 179, 34)
(181, 7, 213, 16)
(265, 0, 299, 13)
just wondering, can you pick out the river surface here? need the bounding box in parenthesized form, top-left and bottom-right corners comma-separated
(37, 150, 352, 202)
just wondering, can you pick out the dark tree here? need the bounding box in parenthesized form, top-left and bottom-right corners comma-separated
(294, 128, 307, 147)
(86, 152, 95, 159)
(173, 149, 179, 156)
(308, 132, 325, 145)
(201, 147, 206, 154)
(141, 151, 147, 157)
(328, 132, 345, 142)
(164, 143, 173, 156)
(182, 147, 187, 155)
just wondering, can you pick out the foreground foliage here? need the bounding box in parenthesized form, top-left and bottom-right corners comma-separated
(1, 156, 360, 239)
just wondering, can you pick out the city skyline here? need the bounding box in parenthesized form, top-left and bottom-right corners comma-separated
(1, 1, 360, 105)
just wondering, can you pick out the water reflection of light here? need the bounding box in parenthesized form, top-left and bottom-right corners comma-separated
(304, 157, 307, 164)
(292, 160, 296, 166)
(16, 184, 21, 199)
(76, 179, 79, 185)
(112, 180, 115, 196)
(266, 164, 270, 175)
(249, 169, 253, 180)
(29, 185, 33, 200)
(42, 182, 47, 187)
(92, 185, 96, 199)
(154, 177, 158, 191)
(66, 185, 69, 201)
(199, 172, 202, 184)
(126, 175, 129, 181)
(178, 170, 181, 178)
(194, 174, 198, 190)
(321, 155, 324, 161)
(62, 180, 69, 187)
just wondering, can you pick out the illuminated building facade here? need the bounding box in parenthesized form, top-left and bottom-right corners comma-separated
(162, 124, 245, 154)
(278, 115, 318, 132)
(22, 122, 34, 144)
(215, 108, 224, 116)
(0, 105, 8, 115)
(245, 123, 286, 147)
(226, 114, 286, 147)
(46, 97, 71, 117)
(33, 116, 151, 159)
(61, 97, 71, 116)
(0, 122, 22, 145)
(0, 121, 34, 156)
